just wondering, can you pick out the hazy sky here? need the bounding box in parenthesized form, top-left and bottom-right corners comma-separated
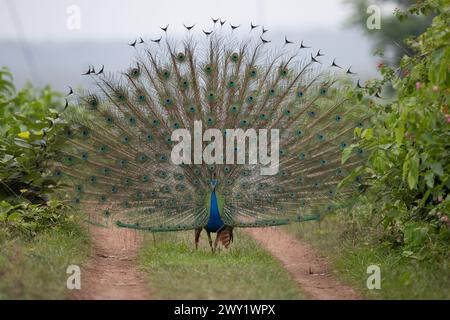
(0, 0, 354, 41)
(0, 0, 385, 89)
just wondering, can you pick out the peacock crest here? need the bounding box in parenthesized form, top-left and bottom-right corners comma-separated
(55, 20, 370, 250)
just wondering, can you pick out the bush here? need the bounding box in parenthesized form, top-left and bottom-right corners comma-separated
(342, 1, 449, 254)
(0, 68, 69, 239)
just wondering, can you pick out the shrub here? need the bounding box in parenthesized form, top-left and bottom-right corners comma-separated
(0, 68, 69, 239)
(341, 0, 449, 253)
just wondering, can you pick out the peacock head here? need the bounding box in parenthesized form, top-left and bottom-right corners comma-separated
(210, 173, 219, 191)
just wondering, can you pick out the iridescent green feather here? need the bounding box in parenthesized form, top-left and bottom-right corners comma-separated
(54, 22, 371, 232)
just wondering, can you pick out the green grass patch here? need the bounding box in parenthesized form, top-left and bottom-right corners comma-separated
(285, 211, 450, 299)
(139, 230, 303, 299)
(0, 221, 89, 299)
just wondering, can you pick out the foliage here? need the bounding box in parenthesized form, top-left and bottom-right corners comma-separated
(286, 209, 450, 299)
(0, 200, 76, 240)
(0, 220, 89, 299)
(342, 0, 449, 253)
(0, 68, 70, 239)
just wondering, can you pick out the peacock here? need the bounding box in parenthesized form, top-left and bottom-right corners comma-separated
(54, 19, 369, 252)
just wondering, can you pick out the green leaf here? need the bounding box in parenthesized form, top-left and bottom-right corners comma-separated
(395, 124, 405, 146)
(341, 144, 357, 164)
(430, 162, 444, 177)
(424, 172, 435, 188)
(362, 128, 373, 140)
(407, 152, 420, 189)
(14, 138, 32, 149)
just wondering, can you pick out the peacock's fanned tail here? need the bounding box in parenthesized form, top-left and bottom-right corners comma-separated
(54, 22, 371, 232)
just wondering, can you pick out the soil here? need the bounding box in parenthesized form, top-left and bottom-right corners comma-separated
(71, 225, 151, 300)
(245, 227, 363, 300)
(73, 224, 362, 300)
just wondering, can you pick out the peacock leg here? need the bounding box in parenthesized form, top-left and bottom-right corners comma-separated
(206, 231, 213, 252)
(194, 228, 202, 250)
(213, 233, 220, 253)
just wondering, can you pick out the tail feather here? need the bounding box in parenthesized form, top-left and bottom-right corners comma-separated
(54, 22, 372, 232)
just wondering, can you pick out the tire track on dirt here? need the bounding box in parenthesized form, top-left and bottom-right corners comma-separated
(245, 227, 362, 300)
(72, 225, 151, 300)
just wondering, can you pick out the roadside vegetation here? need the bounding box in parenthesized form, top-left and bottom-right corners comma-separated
(0, 69, 89, 299)
(286, 0, 449, 300)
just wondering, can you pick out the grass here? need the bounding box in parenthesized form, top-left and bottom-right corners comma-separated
(0, 222, 90, 299)
(139, 229, 303, 299)
(285, 210, 450, 299)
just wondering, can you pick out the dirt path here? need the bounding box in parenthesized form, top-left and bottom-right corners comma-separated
(245, 227, 362, 300)
(72, 225, 151, 300)
(72, 223, 360, 300)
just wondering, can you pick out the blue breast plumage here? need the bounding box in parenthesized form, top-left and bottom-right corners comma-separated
(206, 191, 225, 232)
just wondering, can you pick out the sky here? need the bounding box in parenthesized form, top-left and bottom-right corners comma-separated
(0, 0, 352, 41)
(0, 0, 384, 90)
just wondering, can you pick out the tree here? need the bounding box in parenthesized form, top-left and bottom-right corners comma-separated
(345, 0, 434, 65)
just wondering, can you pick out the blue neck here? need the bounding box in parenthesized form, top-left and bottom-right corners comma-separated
(206, 191, 224, 232)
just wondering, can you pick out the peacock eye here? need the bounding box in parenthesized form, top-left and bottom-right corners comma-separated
(128, 117, 136, 125)
(204, 65, 213, 74)
(164, 98, 173, 106)
(231, 53, 239, 62)
(88, 97, 98, 108)
(131, 68, 140, 77)
(207, 92, 215, 102)
(320, 88, 327, 95)
(177, 52, 186, 62)
(162, 70, 171, 79)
